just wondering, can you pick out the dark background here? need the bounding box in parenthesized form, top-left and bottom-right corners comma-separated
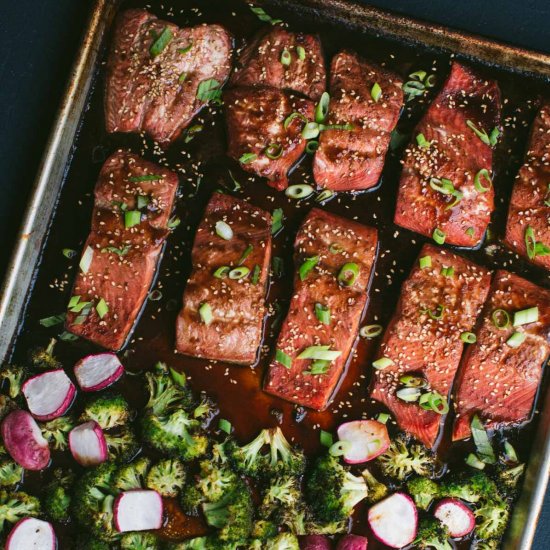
(0, 0, 548, 546)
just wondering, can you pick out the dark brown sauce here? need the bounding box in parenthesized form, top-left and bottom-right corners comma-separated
(6, 0, 550, 547)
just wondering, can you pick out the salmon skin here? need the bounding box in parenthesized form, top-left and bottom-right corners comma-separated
(66, 150, 179, 350)
(230, 28, 326, 101)
(313, 51, 403, 191)
(394, 62, 501, 247)
(370, 244, 491, 448)
(504, 103, 550, 269)
(224, 86, 314, 190)
(264, 208, 378, 410)
(105, 9, 232, 145)
(175, 193, 272, 365)
(452, 270, 550, 441)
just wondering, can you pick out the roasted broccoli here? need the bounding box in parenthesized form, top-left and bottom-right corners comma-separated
(363, 468, 389, 504)
(193, 394, 218, 423)
(42, 469, 74, 522)
(80, 393, 131, 430)
(471, 539, 500, 550)
(76, 537, 110, 550)
(0, 364, 26, 399)
(267, 427, 306, 478)
(260, 475, 302, 518)
(105, 426, 140, 462)
(29, 338, 62, 370)
(377, 433, 437, 480)
(40, 415, 75, 450)
(0, 490, 41, 531)
(0, 456, 23, 487)
(0, 395, 16, 421)
(474, 496, 510, 540)
(439, 471, 497, 504)
(414, 518, 453, 550)
(251, 519, 279, 540)
(495, 463, 525, 494)
(170, 535, 237, 550)
(145, 362, 194, 416)
(226, 428, 270, 478)
(264, 532, 300, 549)
(196, 460, 239, 503)
(146, 458, 186, 497)
(407, 476, 440, 510)
(180, 483, 205, 515)
(114, 456, 151, 490)
(304, 454, 368, 523)
(120, 532, 159, 549)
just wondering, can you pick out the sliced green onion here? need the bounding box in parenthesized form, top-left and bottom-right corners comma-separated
(301, 122, 320, 139)
(329, 243, 344, 254)
(315, 303, 331, 325)
(283, 112, 308, 129)
(441, 266, 454, 278)
(320, 430, 333, 447)
(125, 210, 141, 228)
(513, 306, 538, 327)
(416, 133, 431, 149)
(492, 309, 510, 329)
(297, 45, 306, 60)
(471, 414, 496, 464)
(249, 5, 282, 25)
(503, 441, 519, 464)
(433, 228, 446, 245)
(306, 140, 319, 153)
(239, 152, 257, 164)
(58, 331, 78, 342)
(179, 72, 188, 83)
(396, 387, 422, 402)
(425, 74, 436, 87)
(445, 189, 463, 210)
(423, 304, 445, 320)
(303, 360, 331, 375)
(525, 226, 550, 259)
(227, 170, 241, 192)
(466, 120, 499, 147)
(177, 41, 193, 54)
(199, 303, 213, 325)
(399, 374, 427, 388)
(150, 27, 173, 57)
(360, 324, 383, 339)
(320, 122, 354, 132)
(275, 349, 292, 369)
(297, 345, 341, 361)
(167, 216, 181, 230)
(238, 245, 254, 265)
(62, 248, 77, 259)
(337, 262, 360, 287)
(418, 392, 433, 410)
(218, 418, 232, 434)
(489, 127, 500, 146)
(215, 220, 233, 240)
(329, 440, 352, 457)
(466, 227, 475, 237)
(265, 143, 283, 159)
(184, 124, 203, 143)
(280, 48, 291, 66)
(316, 189, 334, 202)
(79, 246, 94, 274)
(39, 314, 66, 327)
(251, 265, 261, 285)
(102, 245, 130, 256)
(370, 82, 382, 102)
(429, 177, 455, 195)
(422, 391, 449, 414)
(228, 267, 250, 280)
(460, 331, 477, 344)
(272, 257, 284, 278)
(271, 208, 284, 234)
(403, 79, 425, 100)
(285, 184, 314, 200)
(299, 255, 319, 280)
(196, 79, 222, 103)
(68, 296, 90, 313)
(136, 194, 150, 210)
(376, 413, 391, 424)
(315, 92, 330, 123)
(372, 357, 394, 370)
(96, 298, 109, 319)
(466, 453, 486, 470)
(419, 255, 432, 269)
(409, 70, 427, 81)
(128, 174, 163, 182)
(474, 168, 492, 193)
(506, 332, 526, 348)
(148, 290, 163, 301)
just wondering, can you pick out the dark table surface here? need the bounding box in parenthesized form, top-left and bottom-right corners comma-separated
(0, 1, 548, 547)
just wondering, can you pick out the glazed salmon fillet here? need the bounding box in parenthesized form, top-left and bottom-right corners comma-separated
(224, 86, 314, 190)
(452, 270, 550, 440)
(66, 150, 179, 350)
(105, 9, 232, 145)
(504, 103, 550, 269)
(230, 28, 326, 101)
(313, 51, 404, 191)
(175, 193, 272, 365)
(394, 62, 501, 247)
(370, 244, 491, 448)
(264, 208, 378, 410)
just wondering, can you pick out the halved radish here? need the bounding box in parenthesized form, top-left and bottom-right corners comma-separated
(74, 353, 125, 392)
(114, 490, 163, 532)
(336, 534, 368, 550)
(300, 535, 332, 550)
(368, 493, 417, 548)
(22, 370, 76, 421)
(69, 421, 108, 467)
(433, 498, 475, 538)
(337, 420, 390, 463)
(6, 518, 57, 550)
(1, 410, 50, 470)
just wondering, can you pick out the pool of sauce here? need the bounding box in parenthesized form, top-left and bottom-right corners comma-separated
(7, 0, 550, 547)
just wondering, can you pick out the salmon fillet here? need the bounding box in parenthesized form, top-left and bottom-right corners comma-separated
(313, 51, 404, 191)
(453, 270, 550, 440)
(394, 62, 501, 247)
(105, 9, 232, 145)
(66, 150, 179, 350)
(504, 103, 550, 269)
(264, 208, 378, 410)
(370, 244, 491, 448)
(224, 86, 314, 190)
(175, 193, 272, 365)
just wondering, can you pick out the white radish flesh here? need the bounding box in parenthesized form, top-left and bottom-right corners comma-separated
(6, 517, 57, 550)
(1, 410, 50, 470)
(337, 420, 390, 463)
(69, 421, 108, 467)
(433, 498, 475, 538)
(114, 490, 163, 532)
(368, 492, 417, 548)
(22, 370, 76, 421)
(336, 534, 368, 550)
(74, 353, 124, 392)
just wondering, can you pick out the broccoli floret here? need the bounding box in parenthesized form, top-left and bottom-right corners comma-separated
(76, 537, 110, 550)
(0, 395, 17, 421)
(114, 456, 151, 490)
(201, 479, 253, 542)
(304, 454, 368, 523)
(80, 393, 131, 430)
(105, 426, 140, 462)
(29, 338, 62, 370)
(251, 519, 279, 540)
(40, 415, 75, 450)
(0, 364, 26, 399)
(170, 535, 234, 550)
(260, 475, 302, 518)
(377, 434, 437, 480)
(146, 458, 186, 497)
(180, 483, 205, 515)
(496, 463, 525, 495)
(407, 476, 440, 510)
(196, 460, 239, 503)
(305, 516, 347, 535)
(471, 539, 500, 550)
(142, 409, 208, 461)
(362, 468, 389, 504)
(0, 490, 41, 531)
(42, 469, 74, 522)
(267, 427, 306, 478)
(0, 456, 23, 487)
(474, 497, 510, 540)
(145, 362, 194, 416)
(414, 518, 453, 550)
(226, 428, 270, 478)
(120, 532, 159, 549)
(439, 471, 497, 504)
(264, 532, 300, 549)
(193, 395, 218, 424)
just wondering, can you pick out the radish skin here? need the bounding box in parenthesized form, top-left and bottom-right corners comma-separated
(22, 370, 76, 421)
(433, 498, 475, 538)
(1, 410, 50, 470)
(337, 420, 390, 463)
(69, 421, 108, 467)
(368, 492, 417, 548)
(6, 518, 57, 550)
(300, 535, 332, 550)
(74, 353, 125, 392)
(114, 490, 163, 532)
(336, 534, 368, 550)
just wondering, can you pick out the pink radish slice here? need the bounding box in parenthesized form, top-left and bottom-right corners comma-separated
(74, 353, 124, 392)
(368, 493, 417, 548)
(300, 535, 332, 550)
(69, 421, 108, 467)
(433, 498, 475, 538)
(1, 410, 50, 470)
(337, 420, 390, 463)
(336, 534, 368, 550)
(6, 518, 57, 550)
(114, 490, 163, 532)
(22, 370, 76, 421)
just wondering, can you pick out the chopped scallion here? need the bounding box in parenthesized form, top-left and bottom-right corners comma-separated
(283, 112, 307, 129)
(150, 27, 173, 57)
(359, 324, 383, 339)
(370, 82, 382, 102)
(280, 48, 292, 66)
(275, 349, 292, 369)
(419, 255, 432, 269)
(62, 248, 76, 259)
(474, 168, 492, 193)
(238, 245, 254, 265)
(251, 265, 261, 285)
(460, 331, 477, 344)
(228, 267, 250, 280)
(199, 303, 213, 325)
(301, 121, 321, 139)
(492, 309, 511, 329)
(372, 357, 394, 370)
(213, 266, 230, 279)
(314, 303, 331, 325)
(271, 208, 284, 234)
(506, 332, 526, 348)
(249, 5, 282, 25)
(416, 133, 432, 149)
(96, 298, 109, 319)
(471, 415, 496, 464)
(297, 345, 342, 361)
(337, 262, 360, 286)
(433, 228, 446, 245)
(239, 152, 257, 164)
(320, 430, 333, 447)
(39, 314, 66, 328)
(297, 45, 306, 60)
(315, 92, 330, 123)
(396, 387, 422, 402)
(79, 246, 94, 274)
(316, 189, 334, 203)
(218, 418, 232, 434)
(124, 210, 142, 228)
(525, 226, 550, 260)
(128, 174, 163, 182)
(167, 216, 181, 230)
(265, 143, 283, 159)
(441, 266, 454, 278)
(466, 453, 486, 470)
(196, 79, 222, 103)
(136, 194, 150, 210)
(215, 220, 233, 240)
(148, 290, 163, 301)
(429, 177, 455, 195)
(376, 413, 391, 424)
(513, 306, 538, 327)
(303, 360, 331, 375)
(305, 140, 319, 153)
(399, 374, 427, 388)
(299, 255, 319, 280)
(177, 41, 193, 54)
(329, 440, 351, 457)
(285, 184, 314, 200)
(272, 256, 284, 278)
